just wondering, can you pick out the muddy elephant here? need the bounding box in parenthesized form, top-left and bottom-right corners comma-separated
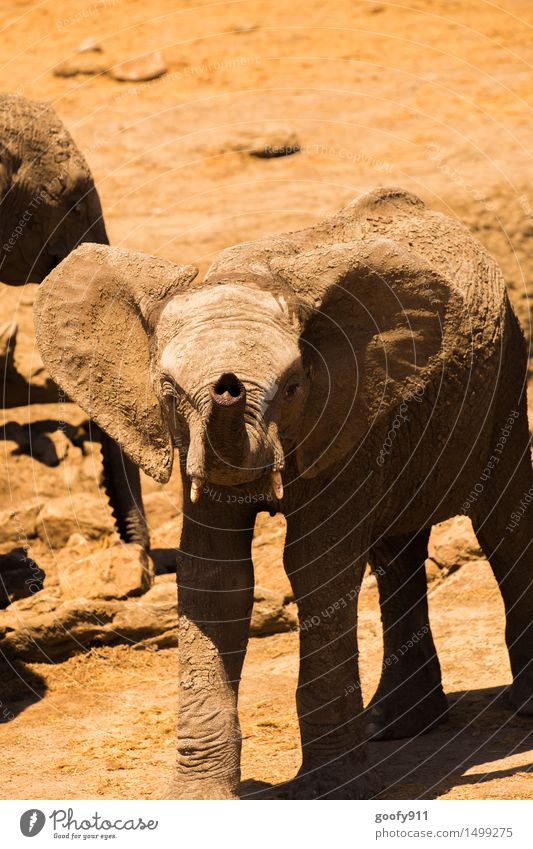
(34, 187, 533, 799)
(0, 93, 148, 549)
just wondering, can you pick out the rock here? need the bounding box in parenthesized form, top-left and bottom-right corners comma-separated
(0, 548, 44, 607)
(428, 516, 483, 575)
(150, 517, 181, 547)
(0, 575, 297, 660)
(134, 581, 297, 641)
(114, 580, 178, 648)
(53, 53, 109, 77)
(76, 38, 103, 53)
(109, 51, 167, 82)
(250, 586, 297, 636)
(223, 126, 301, 159)
(252, 512, 292, 597)
(58, 543, 153, 600)
(0, 501, 42, 553)
(1, 594, 119, 660)
(233, 23, 258, 33)
(36, 493, 115, 548)
(249, 129, 300, 158)
(425, 558, 442, 583)
(143, 491, 181, 531)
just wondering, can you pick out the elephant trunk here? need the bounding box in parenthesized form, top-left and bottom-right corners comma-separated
(206, 372, 249, 468)
(184, 373, 285, 501)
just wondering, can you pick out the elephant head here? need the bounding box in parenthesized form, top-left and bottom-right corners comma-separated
(33, 226, 450, 502)
(0, 94, 108, 285)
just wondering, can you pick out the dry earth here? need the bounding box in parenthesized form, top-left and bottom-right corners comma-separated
(0, 0, 532, 799)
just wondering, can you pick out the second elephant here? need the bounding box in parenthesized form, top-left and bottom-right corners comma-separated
(0, 93, 148, 549)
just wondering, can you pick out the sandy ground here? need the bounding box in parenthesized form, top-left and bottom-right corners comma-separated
(3, 560, 533, 800)
(1, 0, 532, 799)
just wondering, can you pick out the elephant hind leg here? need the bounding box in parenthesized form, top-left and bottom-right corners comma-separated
(366, 528, 448, 740)
(99, 428, 149, 551)
(470, 401, 533, 715)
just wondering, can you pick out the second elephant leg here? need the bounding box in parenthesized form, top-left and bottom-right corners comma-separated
(99, 429, 149, 550)
(471, 404, 533, 715)
(367, 529, 448, 740)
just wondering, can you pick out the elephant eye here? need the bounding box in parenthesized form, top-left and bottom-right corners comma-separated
(283, 379, 301, 402)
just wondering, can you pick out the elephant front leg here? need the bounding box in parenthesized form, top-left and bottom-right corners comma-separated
(283, 515, 372, 799)
(166, 500, 254, 800)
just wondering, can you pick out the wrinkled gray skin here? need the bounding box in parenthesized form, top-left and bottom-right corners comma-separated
(1, 93, 148, 549)
(35, 188, 533, 799)
(0, 94, 107, 284)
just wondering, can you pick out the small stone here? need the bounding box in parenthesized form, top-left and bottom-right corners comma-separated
(233, 23, 258, 33)
(58, 543, 153, 600)
(53, 54, 109, 77)
(222, 126, 301, 159)
(109, 51, 167, 82)
(249, 129, 300, 159)
(76, 38, 103, 53)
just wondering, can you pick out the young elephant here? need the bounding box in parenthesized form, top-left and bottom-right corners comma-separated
(34, 187, 533, 799)
(1, 93, 147, 549)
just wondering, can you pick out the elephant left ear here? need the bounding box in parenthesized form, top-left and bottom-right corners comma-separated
(271, 238, 458, 478)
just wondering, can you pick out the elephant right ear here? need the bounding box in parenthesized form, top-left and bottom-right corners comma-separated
(34, 243, 198, 483)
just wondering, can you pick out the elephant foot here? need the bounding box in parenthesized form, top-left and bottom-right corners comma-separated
(164, 777, 239, 800)
(509, 678, 533, 716)
(365, 684, 448, 741)
(286, 761, 376, 800)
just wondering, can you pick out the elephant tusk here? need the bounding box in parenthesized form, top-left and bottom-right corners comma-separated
(271, 470, 284, 500)
(190, 477, 204, 504)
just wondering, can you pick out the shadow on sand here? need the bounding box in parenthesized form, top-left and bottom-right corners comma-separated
(0, 416, 93, 467)
(240, 686, 533, 799)
(0, 654, 47, 722)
